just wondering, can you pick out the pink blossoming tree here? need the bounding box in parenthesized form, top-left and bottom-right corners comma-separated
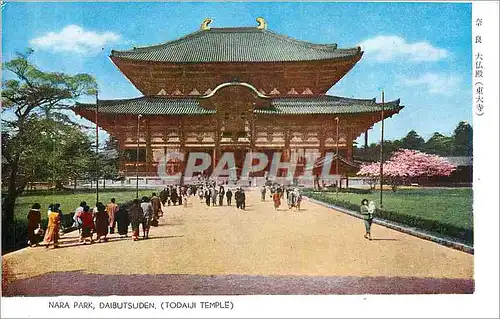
(357, 149, 457, 191)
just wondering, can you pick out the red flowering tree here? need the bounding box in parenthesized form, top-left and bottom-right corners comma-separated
(357, 149, 457, 191)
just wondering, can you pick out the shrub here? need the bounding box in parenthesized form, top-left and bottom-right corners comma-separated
(304, 187, 372, 195)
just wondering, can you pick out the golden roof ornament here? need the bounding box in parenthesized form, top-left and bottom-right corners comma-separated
(201, 18, 213, 31)
(256, 17, 267, 30)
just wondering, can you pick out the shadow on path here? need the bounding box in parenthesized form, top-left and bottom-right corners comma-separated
(3, 271, 474, 296)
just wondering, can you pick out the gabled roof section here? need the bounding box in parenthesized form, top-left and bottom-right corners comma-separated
(75, 97, 215, 115)
(259, 96, 403, 115)
(110, 27, 362, 63)
(73, 95, 403, 116)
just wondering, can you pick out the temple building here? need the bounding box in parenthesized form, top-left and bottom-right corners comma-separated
(74, 18, 404, 183)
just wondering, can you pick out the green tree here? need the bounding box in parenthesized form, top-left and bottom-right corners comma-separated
(423, 132, 454, 156)
(400, 130, 425, 150)
(452, 121, 473, 156)
(1, 51, 97, 221)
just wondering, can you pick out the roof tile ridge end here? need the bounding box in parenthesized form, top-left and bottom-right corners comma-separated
(263, 29, 338, 53)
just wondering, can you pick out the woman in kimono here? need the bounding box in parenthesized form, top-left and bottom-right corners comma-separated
(94, 203, 109, 242)
(105, 198, 118, 234)
(43, 205, 61, 248)
(80, 205, 95, 244)
(272, 191, 281, 210)
(128, 199, 144, 241)
(27, 203, 42, 247)
(115, 203, 130, 237)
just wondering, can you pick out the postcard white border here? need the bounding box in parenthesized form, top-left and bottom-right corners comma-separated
(1, 1, 499, 318)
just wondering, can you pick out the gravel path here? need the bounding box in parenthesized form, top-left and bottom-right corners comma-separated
(2, 189, 473, 295)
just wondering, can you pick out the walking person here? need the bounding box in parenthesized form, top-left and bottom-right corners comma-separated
(182, 190, 188, 208)
(54, 203, 64, 235)
(272, 191, 281, 210)
(43, 205, 61, 249)
(177, 186, 183, 206)
(115, 204, 129, 238)
(294, 188, 302, 211)
(170, 187, 178, 206)
(151, 192, 162, 222)
(159, 188, 167, 206)
(80, 205, 94, 244)
(94, 203, 109, 243)
(287, 189, 295, 209)
(106, 198, 118, 234)
(218, 185, 225, 206)
(73, 201, 86, 238)
(140, 196, 153, 239)
(360, 199, 373, 241)
(27, 203, 42, 247)
(204, 187, 211, 206)
(235, 188, 241, 209)
(240, 188, 246, 210)
(211, 187, 218, 206)
(260, 185, 267, 201)
(128, 199, 144, 241)
(226, 188, 233, 206)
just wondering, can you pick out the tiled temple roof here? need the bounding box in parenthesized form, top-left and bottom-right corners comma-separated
(74, 96, 403, 116)
(258, 96, 401, 114)
(75, 97, 215, 115)
(110, 27, 361, 63)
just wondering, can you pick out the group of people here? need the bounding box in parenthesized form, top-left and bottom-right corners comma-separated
(26, 192, 165, 248)
(25, 184, 377, 249)
(27, 202, 73, 248)
(159, 185, 194, 207)
(261, 184, 302, 211)
(194, 182, 247, 210)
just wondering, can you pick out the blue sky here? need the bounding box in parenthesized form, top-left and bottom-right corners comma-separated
(2, 2, 472, 145)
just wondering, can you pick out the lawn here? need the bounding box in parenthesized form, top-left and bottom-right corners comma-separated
(304, 188, 473, 244)
(3, 189, 164, 253)
(306, 188, 473, 229)
(13, 189, 157, 221)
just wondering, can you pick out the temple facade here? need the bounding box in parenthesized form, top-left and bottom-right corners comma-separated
(74, 18, 404, 182)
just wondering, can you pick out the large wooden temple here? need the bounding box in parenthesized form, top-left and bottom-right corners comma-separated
(74, 18, 404, 182)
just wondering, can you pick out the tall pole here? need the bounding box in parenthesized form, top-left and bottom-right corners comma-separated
(95, 92, 99, 204)
(379, 90, 385, 208)
(335, 117, 339, 199)
(136, 114, 142, 199)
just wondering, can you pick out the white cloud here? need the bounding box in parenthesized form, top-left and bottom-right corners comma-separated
(30, 25, 122, 55)
(402, 73, 461, 96)
(358, 35, 448, 62)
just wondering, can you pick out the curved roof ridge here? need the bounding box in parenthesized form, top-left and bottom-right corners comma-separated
(200, 81, 269, 99)
(271, 95, 376, 104)
(261, 29, 339, 52)
(112, 29, 205, 55)
(111, 27, 361, 61)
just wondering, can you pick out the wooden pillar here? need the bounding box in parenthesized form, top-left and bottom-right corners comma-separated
(116, 133, 126, 173)
(346, 128, 353, 162)
(283, 129, 291, 162)
(319, 132, 326, 157)
(179, 119, 186, 182)
(214, 119, 221, 170)
(250, 114, 256, 152)
(315, 132, 326, 188)
(145, 121, 153, 174)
